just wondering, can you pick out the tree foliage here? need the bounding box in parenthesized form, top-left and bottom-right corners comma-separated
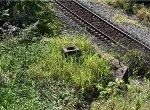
(0, 0, 62, 37)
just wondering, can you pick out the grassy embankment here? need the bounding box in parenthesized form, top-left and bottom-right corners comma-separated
(0, 1, 150, 110)
(0, 33, 113, 109)
(1, 33, 149, 110)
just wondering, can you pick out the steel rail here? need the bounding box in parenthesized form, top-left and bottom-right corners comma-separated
(54, 0, 150, 66)
(73, 0, 150, 52)
(54, 0, 129, 51)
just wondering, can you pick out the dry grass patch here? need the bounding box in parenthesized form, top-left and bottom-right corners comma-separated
(88, 0, 150, 26)
(136, 7, 150, 25)
(112, 14, 148, 29)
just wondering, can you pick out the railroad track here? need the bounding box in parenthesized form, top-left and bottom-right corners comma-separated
(54, 0, 150, 65)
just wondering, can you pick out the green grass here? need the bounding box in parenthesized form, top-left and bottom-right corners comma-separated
(91, 78, 150, 110)
(0, 34, 111, 109)
(1, 1, 150, 109)
(0, 33, 150, 110)
(112, 14, 148, 29)
(0, 38, 51, 109)
(28, 34, 111, 91)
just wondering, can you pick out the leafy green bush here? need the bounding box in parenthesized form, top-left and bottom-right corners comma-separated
(0, 1, 63, 37)
(136, 6, 150, 24)
(107, 0, 134, 13)
(115, 50, 149, 78)
(91, 79, 150, 110)
(122, 51, 149, 78)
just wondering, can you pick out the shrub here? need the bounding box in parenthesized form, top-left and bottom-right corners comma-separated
(136, 6, 150, 24)
(125, 51, 149, 78)
(91, 79, 150, 110)
(0, 1, 63, 37)
(105, 0, 150, 25)
(115, 50, 149, 78)
(107, 0, 134, 13)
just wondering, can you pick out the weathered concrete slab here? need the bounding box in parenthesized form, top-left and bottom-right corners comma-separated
(92, 43, 129, 83)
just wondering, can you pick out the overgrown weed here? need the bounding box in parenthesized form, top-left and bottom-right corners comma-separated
(91, 78, 150, 110)
(28, 34, 111, 92)
(89, 0, 150, 26)
(0, 34, 112, 109)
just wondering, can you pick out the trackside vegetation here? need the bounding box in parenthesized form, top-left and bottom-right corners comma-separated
(89, 0, 150, 26)
(0, 0, 150, 110)
(0, 34, 150, 110)
(0, 34, 112, 109)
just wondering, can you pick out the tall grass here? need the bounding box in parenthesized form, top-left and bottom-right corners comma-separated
(0, 34, 111, 109)
(28, 34, 111, 91)
(0, 38, 52, 109)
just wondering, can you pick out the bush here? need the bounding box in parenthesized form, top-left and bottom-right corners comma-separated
(106, 0, 150, 24)
(107, 0, 134, 13)
(136, 6, 150, 24)
(91, 79, 150, 110)
(115, 50, 149, 78)
(0, 1, 63, 38)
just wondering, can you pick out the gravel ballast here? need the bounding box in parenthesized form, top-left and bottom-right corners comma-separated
(78, 0, 150, 47)
(54, 6, 115, 52)
(54, 5, 85, 35)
